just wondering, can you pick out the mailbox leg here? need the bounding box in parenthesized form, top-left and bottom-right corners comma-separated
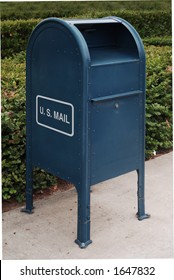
(21, 164, 34, 214)
(75, 187, 92, 248)
(137, 169, 150, 220)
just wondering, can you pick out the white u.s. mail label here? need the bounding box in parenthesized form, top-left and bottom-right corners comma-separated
(36, 95, 74, 137)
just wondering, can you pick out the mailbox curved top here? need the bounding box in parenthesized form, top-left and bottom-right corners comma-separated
(27, 17, 90, 69)
(27, 16, 145, 67)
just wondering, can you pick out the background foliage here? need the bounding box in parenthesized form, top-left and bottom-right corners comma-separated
(0, 0, 171, 20)
(1, 11, 171, 58)
(1, 0, 172, 201)
(1, 53, 57, 201)
(145, 46, 172, 157)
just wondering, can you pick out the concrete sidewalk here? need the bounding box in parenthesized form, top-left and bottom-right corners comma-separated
(2, 152, 173, 259)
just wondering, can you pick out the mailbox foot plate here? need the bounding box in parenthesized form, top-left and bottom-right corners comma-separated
(136, 213, 150, 221)
(75, 239, 92, 249)
(21, 207, 34, 214)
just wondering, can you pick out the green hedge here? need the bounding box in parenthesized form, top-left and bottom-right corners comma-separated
(143, 36, 172, 47)
(1, 11, 171, 58)
(1, 52, 57, 201)
(1, 45, 172, 201)
(1, 19, 38, 58)
(146, 46, 172, 157)
(0, 1, 171, 21)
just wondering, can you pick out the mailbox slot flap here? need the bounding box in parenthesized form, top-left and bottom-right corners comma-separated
(90, 90, 142, 103)
(71, 21, 139, 65)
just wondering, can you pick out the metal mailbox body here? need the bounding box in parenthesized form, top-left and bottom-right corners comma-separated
(24, 17, 149, 248)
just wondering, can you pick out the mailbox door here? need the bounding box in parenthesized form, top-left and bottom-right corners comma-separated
(90, 92, 141, 185)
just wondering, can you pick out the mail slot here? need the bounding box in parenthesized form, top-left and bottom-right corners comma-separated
(22, 16, 150, 248)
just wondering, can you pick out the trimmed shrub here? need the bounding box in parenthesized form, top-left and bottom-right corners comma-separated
(1, 19, 39, 58)
(143, 36, 172, 47)
(145, 46, 172, 158)
(0, 1, 171, 21)
(1, 52, 57, 201)
(1, 11, 171, 58)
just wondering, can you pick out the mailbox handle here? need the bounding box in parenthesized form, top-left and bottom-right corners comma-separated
(90, 90, 142, 103)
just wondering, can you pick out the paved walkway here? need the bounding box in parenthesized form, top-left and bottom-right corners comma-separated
(2, 152, 173, 259)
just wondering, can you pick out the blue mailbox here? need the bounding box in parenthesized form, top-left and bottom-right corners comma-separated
(23, 17, 150, 248)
